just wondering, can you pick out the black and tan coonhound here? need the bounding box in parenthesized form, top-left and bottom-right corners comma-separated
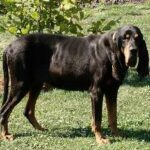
(0, 25, 149, 144)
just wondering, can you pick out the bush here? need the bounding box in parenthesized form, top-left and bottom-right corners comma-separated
(0, 0, 119, 37)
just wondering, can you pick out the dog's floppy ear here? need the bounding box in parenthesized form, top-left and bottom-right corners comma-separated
(111, 31, 127, 81)
(112, 31, 122, 50)
(137, 38, 149, 78)
(112, 32, 117, 42)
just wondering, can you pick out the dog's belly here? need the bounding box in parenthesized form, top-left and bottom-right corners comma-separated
(47, 73, 91, 91)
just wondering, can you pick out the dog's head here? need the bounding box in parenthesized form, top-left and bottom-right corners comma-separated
(113, 25, 149, 78)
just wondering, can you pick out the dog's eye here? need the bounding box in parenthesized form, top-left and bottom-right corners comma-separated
(134, 33, 138, 38)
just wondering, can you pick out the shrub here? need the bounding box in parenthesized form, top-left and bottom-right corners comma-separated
(0, 0, 119, 36)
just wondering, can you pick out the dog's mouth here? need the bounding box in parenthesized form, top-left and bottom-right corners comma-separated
(126, 55, 138, 67)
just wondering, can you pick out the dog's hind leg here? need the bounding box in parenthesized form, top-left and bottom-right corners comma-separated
(0, 82, 29, 141)
(24, 84, 46, 131)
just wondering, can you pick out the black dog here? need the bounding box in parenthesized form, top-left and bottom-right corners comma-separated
(0, 25, 149, 144)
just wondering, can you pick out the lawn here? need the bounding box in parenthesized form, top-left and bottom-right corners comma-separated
(0, 3, 150, 150)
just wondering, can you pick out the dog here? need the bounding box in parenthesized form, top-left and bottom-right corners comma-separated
(0, 25, 149, 144)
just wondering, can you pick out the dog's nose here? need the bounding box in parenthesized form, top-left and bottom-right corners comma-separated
(130, 49, 137, 55)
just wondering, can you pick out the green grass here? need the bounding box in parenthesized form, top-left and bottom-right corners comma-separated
(0, 3, 150, 150)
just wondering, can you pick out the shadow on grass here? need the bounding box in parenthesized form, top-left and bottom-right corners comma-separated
(123, 70, 150, 87)
(49, 126, 150, 142)
(124, 77, 150, 87)
(15, 126, 150, 143)
(126, 12, 142, 16)
(121, 128, 150, 142)
(15, 132, 39, 138)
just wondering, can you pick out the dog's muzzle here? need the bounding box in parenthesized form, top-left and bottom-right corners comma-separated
(127, 49, 138, 67)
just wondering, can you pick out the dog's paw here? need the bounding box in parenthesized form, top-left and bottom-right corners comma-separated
(96, 137, 111, 145)
(111, 130, 124, 137)
(35, 125, 48, 132)
(0, 133, 14, 141)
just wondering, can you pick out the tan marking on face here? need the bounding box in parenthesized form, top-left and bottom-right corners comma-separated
(126, 34, 130, 39)
(134, 33, 138, 38)
(124, 42, 130, 66)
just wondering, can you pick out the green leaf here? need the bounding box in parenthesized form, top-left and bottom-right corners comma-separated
(79, 11, 84, 20)
(3, 0, 14, 3)
(76, 24, 83, 31)
(0, 26, 5, 32)
(21, 28, 28, 34)
(70, 25, 77, 34)
(8, 26, 17, 34)
(31, 12, 39, 20)
(62, 0, 75, 10)
(102, 20, 116, 31)
(21, 24, 30, 34)
(60, 23, 68, 33)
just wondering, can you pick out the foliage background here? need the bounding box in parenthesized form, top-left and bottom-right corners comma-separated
(0, 0, 117, 36)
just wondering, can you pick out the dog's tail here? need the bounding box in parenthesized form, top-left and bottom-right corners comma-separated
(2, 49, 9, 106)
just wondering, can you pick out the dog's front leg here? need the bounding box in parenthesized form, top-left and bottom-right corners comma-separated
(105, 87, 122, 137)
(91, 86, 110, 144)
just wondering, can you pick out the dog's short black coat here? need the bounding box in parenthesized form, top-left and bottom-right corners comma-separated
(0, 25, 149, 143)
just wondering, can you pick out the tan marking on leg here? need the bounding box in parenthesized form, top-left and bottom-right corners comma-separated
(91, 119, 110, 144)
(106, 97, 122, 137)
(24, 87, 46, 131)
